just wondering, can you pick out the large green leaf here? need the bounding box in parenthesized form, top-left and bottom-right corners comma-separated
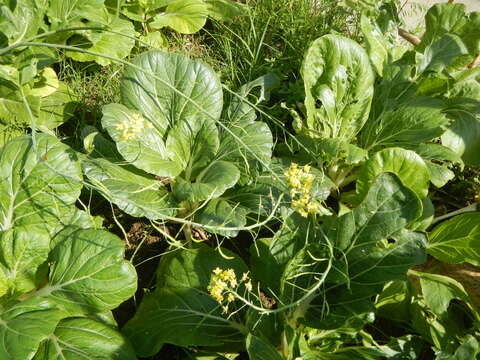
(281, 241, 333, 307)
(121, 50, 223, 135)
(0, 0, 45, 45)
(0, 297, 65, 360)
(224, 181, 286, 217)
(120, 50, 223, 172)
(246, 333, 283, 360)
(82, 157, 176, 219)
(283, 173, 425, 329)
(356, 148, 430, 201)
(301, 174, 425, 329)
(205, 0, 245, 21)
(0, 65, 41, 130)
(36, 83, 77, 131)
(409, 273, 480, 356)
(123, 245, 247, 357)
(0, 134, 82, 233)
(250, 214, 314, 295)
(217, 122, 273, 185)
(0, 227, 50, 297)
(194, 198, 248, 237)
(331, 173, 422, 252)
(360, 13, 389, 75)
(41, 228, 137, 314)
(173, 161, 240, 202)
(150, 0, 208, 34)
(65, 11, 136, 66)
(34, 317, 137, 360)
(47, 0, 135, 65)
(301, 334, 425, 360)
(257, 173, 425, 333)
(428, 213, 480, 266)
(360, 96, 448, 149)
(101, 103, 182, 177)
(216, 75, 276, 184)
(300, 35, 374, 141)
(416, 34, 468, 74)
(0, 66, 74, 136)
(438, 336, 479, 360)
(47, 0, 105, 24)
(412, 271, 478, 319)
(442, 99, 480, 166)
(419, 3, 480, 55)
(165, 113, 219, 178)
(457, 12, 480, 56)
(365, 61, 416, 129)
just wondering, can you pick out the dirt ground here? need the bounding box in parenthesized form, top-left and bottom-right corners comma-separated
(401, 0, 480, 30)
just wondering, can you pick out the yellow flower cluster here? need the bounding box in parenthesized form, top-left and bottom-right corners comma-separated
(285, 163, 322, 217)
(116, 113, 152, 140)
(208, 268, 252, 313)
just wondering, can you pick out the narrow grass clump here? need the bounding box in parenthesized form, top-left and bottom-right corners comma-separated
(58, 59, 123, 124)
(202, 0, 358, 89)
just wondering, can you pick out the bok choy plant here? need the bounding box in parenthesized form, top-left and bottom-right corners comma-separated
(110, 0, 245, 41)
(83, 49, 281, 241)
(278, 2, 479, 230)
(0, 134, 138, 359)
(0, 0, 139, 144)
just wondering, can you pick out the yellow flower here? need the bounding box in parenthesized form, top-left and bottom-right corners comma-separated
(245, 280, 253, 292)
(116, 113, 151, 140)
(208, 268, 238, 305)
(285, 162, 329, 217)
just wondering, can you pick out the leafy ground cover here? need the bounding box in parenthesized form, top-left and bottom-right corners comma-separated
(1, 0, 480, 359)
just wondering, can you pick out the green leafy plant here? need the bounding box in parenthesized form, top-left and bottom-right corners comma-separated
(0, 0, 138, 144)
(83, 49, 280, 240)
(115, 0, 243, 33)
(0, 51, 77, 146)
(280, 2, 479, 217)
(0, 0, 136, 66)
(0, 134, 138, 358)
(372, 212, 480, 359)
(107, 0, 244, 48)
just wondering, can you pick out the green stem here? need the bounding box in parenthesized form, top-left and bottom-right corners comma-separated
(183, 224, 193, 248)
(431, 203, 480, 225)
(116, 0, 121, 18)
(337, 171, 358, 189)
(327, 164, 339, 180)
(280, 328, 294, 359)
